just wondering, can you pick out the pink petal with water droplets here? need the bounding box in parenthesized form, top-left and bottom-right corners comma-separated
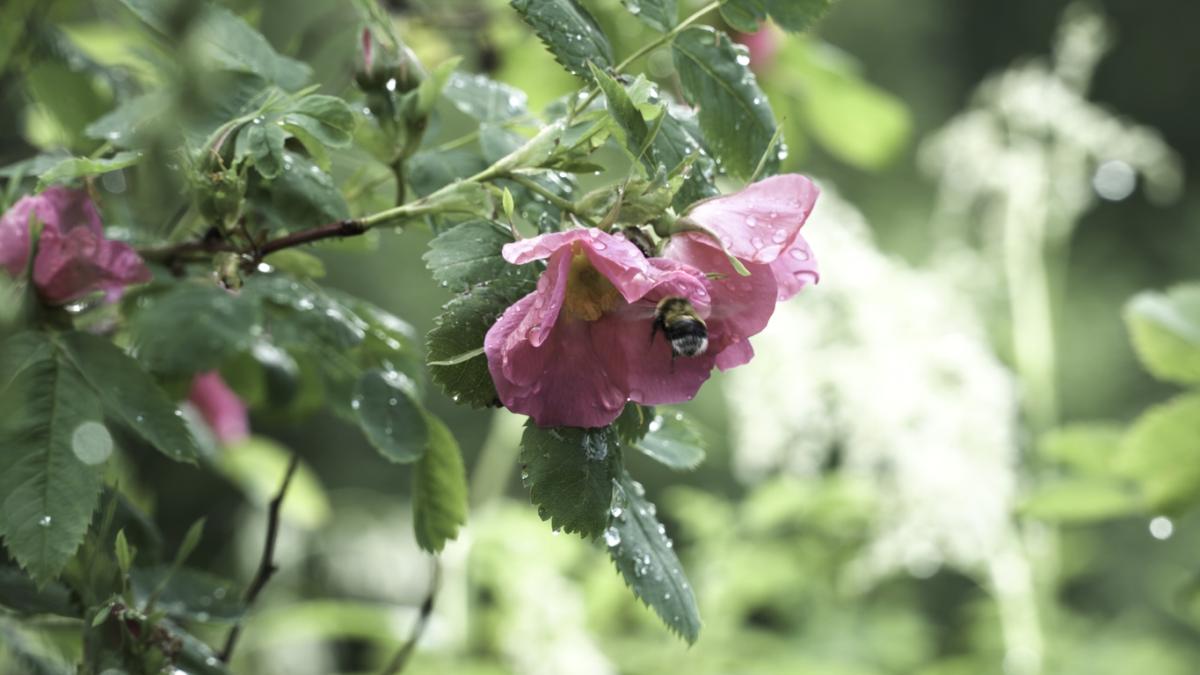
(770, 233, 819, 301)
(685, 174, 819, 265)
(503, 228, 664, 303)
(486, 230, 718, 427)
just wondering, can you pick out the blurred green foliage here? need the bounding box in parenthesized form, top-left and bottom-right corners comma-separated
(3, 0, 1200, 673)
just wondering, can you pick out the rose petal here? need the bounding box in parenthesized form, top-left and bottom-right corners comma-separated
(486, 295, 627, 427)
(769, 233, 819, 301)
(685, 174, 819, 265)
(189, 371, 249, 445)
(663, 234, 777, 343)
(503, 228, 662, 303)
(32, 226, 151, 304)
(590, 303, 717, 406)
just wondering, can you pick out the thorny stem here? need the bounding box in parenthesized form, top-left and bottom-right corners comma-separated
(379, 563, 440, 675)
(219, 453, 300, 664)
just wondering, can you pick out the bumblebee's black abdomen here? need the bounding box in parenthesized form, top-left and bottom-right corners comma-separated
(664, 318, 708, 357)
(652, 296, 709, 359)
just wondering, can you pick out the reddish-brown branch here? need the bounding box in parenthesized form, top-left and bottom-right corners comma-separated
(139, 218, 367, 266)
(219, 453, 300, 663)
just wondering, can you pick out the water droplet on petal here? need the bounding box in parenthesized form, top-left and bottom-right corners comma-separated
(772, 230, 787, 244)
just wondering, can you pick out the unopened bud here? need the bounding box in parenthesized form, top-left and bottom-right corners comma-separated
(355, 28, 424, 96)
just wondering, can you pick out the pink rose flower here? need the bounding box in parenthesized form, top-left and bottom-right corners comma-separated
(485, 229, 769, 428)
(736, 24, 781, 73)
(667, 173, 820, 303)
(188, 371, 249, 446)
(0, 186, 151, 304)
(484, 175, 819, 429)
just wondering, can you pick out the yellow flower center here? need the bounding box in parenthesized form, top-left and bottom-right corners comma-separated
(561, 247, 621, 321)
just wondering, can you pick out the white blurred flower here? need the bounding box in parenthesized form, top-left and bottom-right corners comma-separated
(728, 185, 1020, 578)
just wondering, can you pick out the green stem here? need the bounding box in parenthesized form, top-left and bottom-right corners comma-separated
(1003, 189, 1058, 433)
(506, 173, 596, 226)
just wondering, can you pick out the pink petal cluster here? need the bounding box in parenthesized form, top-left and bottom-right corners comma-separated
(188, 372, 250, 446)
(0, 186, 151, 304)
(485, 175, 819, 428)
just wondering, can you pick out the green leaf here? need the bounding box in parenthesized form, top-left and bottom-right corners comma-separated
(423, 220, 518, 292)
(127, 283, 261, 375)
(1038, 423, 1124, 476)
(635, 410, 706, 470)
(131, 566, 242, 622)
(443, 72, 528, 123)
(614, 403, 654, 444)
(623, 0, 676, 32)
(35, 152, 142, 190)
(719, 0, 764, 33)
(763, 0, 837, 32)
(247, 276, 366, 351)
(176, 518, 206, 565)
(1125, 284, 1200, 386)
(408, 149, 488, 198)
(263, 249, 326, 279)
(352, 370, 429, 463)
(607, 471, 701, 643)
(192, 5, 311, 90)
(412, 413, 468, 552)
(510, 0, 614, 81)
(284, 95, 356, 146)
(58, 331, 200, 464)
(589, 63, 654, 171)
(254, 151, 350, 229)
(673, 26, 778, 179)
(1116, 393, 1200, 511)
(235, 121, 287, 179)
(0, 341, 104, 584)
(114, 529, 134, 576)
(217, 436, 330, 529)
(721, 0, 835, 33)
(520, 424, 620, 538)
(84, 93, 169, 148)
(0, 565, 78, 616)
(1020, 478, 1142, 523)
(426, 277, 534, 408)
(654, 108, 719, 211)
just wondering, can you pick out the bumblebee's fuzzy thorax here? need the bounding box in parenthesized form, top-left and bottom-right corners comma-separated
(652, 297, 708, 358)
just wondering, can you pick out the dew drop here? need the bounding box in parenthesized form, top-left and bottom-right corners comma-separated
(38, 516, 52, 527)
(789, 248, 810, 261)
(604, 527, 621, 547)
(610, 505, 624, 519)
(771, 230, 787, 244)
(751, 237, 765, 249)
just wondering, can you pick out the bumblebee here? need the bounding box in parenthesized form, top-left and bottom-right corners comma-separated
(651, 297, 708, 359)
